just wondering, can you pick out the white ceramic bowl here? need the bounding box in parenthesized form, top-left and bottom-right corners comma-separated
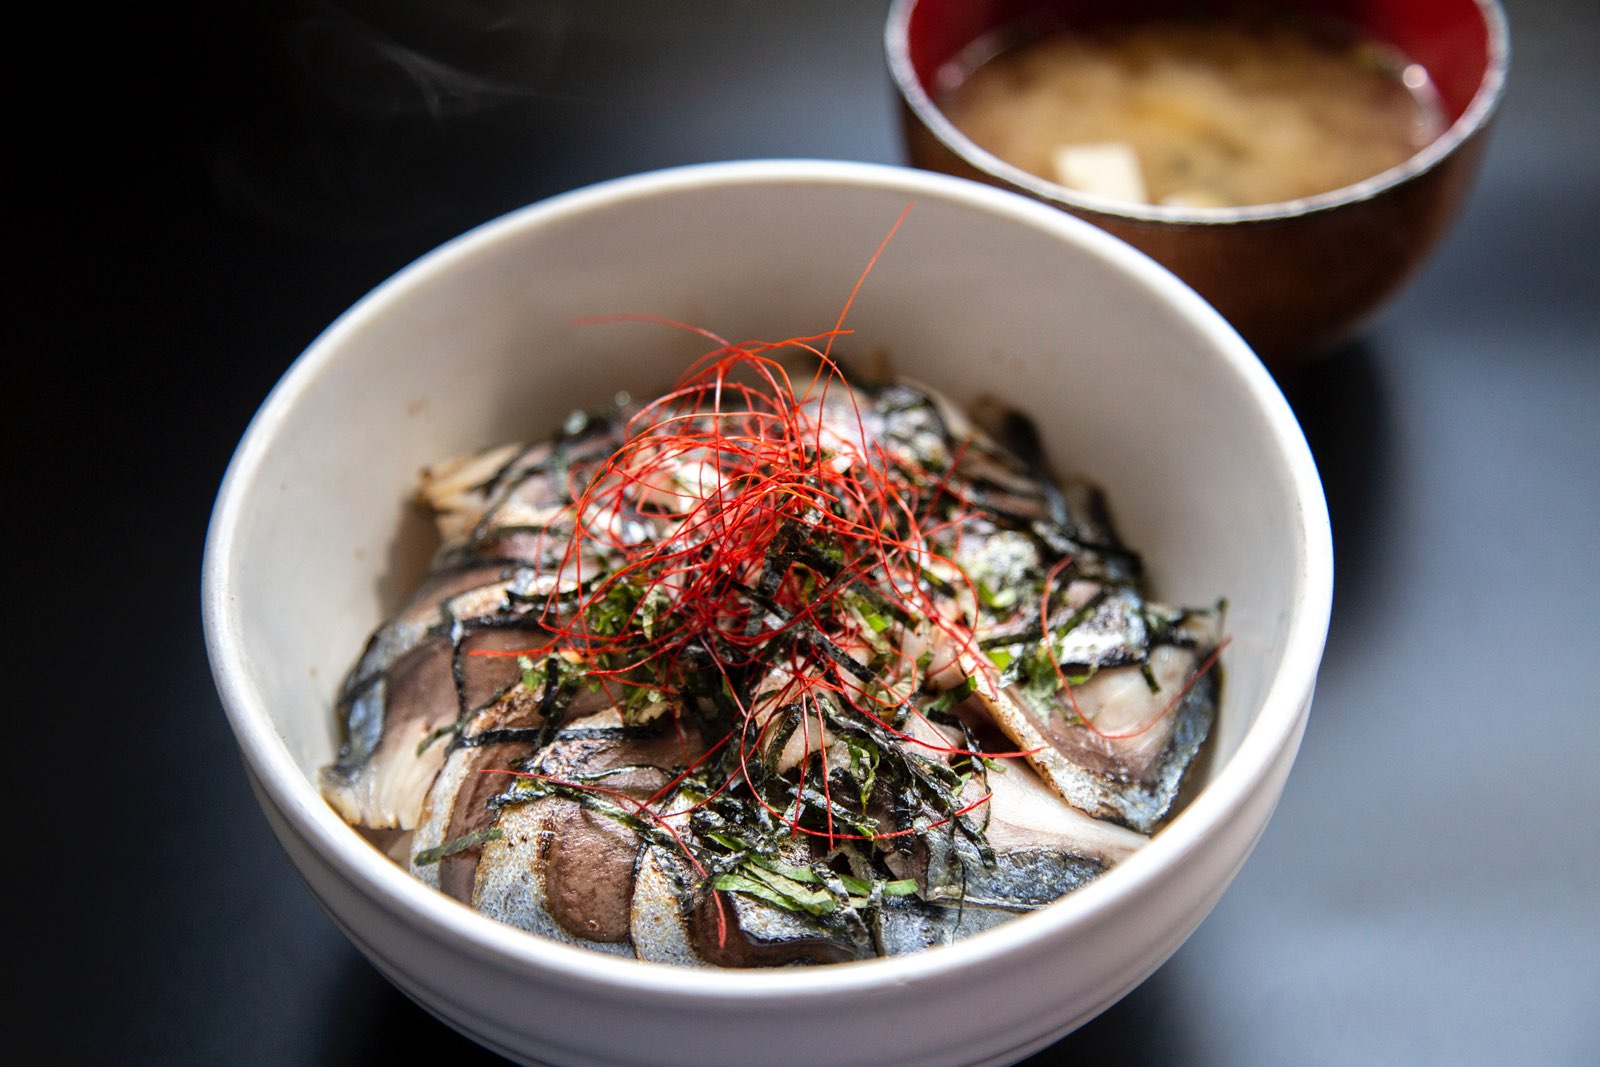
(204, 160, 1331, 1067)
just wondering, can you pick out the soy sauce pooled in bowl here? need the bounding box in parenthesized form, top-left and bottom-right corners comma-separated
(939, 14, 1447, 208)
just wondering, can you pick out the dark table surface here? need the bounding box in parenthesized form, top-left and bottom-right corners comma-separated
(17, 1, 1598, 1063)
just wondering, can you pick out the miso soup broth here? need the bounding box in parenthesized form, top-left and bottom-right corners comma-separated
(939, 15, 1447, 209)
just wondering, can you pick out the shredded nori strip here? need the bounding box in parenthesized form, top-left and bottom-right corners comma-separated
(414, 826, 504, 866)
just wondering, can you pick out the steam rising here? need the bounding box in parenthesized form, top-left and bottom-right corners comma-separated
(212, 0, 578, 235)
(287, 1, 570, 119)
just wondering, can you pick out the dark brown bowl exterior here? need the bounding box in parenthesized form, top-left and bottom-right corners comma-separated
(898, 107, 1497, 367)
(889, 0, 1510, 370)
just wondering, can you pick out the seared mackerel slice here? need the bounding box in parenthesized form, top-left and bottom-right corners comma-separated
(873, 385, 1221, 834)
(320, 412, 628, 831)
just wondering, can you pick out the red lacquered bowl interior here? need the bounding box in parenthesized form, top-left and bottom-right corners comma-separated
(901, 0, 1497, 130)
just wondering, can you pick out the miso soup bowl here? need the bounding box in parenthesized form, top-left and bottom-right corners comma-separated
(888, 0, 1510, 367)
(203, 160, 1333, 1067)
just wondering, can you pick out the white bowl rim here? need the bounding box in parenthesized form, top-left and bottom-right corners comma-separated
(202, 157, 1333, 1003)
(884, 0, 1511, 225)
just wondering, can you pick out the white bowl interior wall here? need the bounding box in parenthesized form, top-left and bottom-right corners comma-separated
(205, 160, 1329, 1067)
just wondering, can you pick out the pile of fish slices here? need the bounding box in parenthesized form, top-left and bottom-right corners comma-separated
(320, 379, 1220, 966)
